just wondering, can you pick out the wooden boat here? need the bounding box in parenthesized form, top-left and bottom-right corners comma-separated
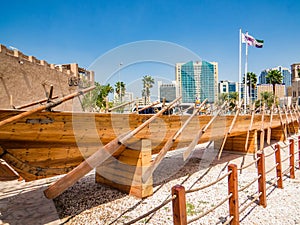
(0, 92, 299, 198)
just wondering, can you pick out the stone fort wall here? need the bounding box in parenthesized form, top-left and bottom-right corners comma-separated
(0, 44, 94, 111)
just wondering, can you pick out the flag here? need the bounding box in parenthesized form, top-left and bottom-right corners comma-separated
(242, 32, 264, 48)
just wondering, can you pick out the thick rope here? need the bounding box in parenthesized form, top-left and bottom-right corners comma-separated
(238, 175, 261, 192)
(239, 192, 262, 214)
(124, 195, 176, 225)
(237, 157, 260, 170)
(187, 193, 232, 224)
(186, 171, 232, 194)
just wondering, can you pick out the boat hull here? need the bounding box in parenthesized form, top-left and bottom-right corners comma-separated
(0, 110, 294, 181)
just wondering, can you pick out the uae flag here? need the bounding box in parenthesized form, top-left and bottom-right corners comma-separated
(242, 33, 264, 48)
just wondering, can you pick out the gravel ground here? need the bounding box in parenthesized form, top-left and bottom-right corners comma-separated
(1, 136, 300, 225)
(52, 136, 300, 225)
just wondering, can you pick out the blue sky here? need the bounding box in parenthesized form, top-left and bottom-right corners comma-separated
(1, 0, 300, 97)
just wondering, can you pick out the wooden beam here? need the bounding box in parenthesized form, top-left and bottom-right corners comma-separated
(267, 104, 274, 145)
(44, 96, 182, 199)
(218, 101, 242, 159)
(183, 101, 227, 160)
(109, 100, 137, 112)
(14, 96, 59, 110)
(142, 99, 207, 183)
(245, 103, 255, 151)
(0, 86, 95, 128)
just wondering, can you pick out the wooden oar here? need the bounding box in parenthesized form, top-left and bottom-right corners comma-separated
(244, 103, 255, 151)
(267, 104, 274, 145)
(217, 100, 243, 160)
(141, 99, 208, 182)
(182, 101, 227, 161)
(0, 86, 95, 128)
(44, 96, 182, 199)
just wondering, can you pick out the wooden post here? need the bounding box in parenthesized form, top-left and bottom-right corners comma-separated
(289, 139, 295, 179)
(172, 185, 187, 225)
(228, 164, 239, 225)
(257, 153, 267, 207)
(275, 144, 283, 189)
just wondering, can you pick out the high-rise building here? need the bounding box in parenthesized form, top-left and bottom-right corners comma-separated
(259, 66, 291, 96)
(175, 61, 218, 103)
(157, 81, 178, 103)
(219, 80, 239, 94)
(259, 66, 291, 86)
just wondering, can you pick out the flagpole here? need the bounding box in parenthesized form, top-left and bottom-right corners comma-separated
(239, 28, 242, 104)
(244, 32, 249, 112)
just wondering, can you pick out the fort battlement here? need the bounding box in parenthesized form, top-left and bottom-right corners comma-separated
(0, 44, 94, 111)
(0, 44, 94, 84)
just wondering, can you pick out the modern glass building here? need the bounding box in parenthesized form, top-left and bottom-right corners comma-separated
(219, 80, 239, 94)
(157, 81, 178, 102)
(259, 66, 291, 95)
(176, 61, 218, 103)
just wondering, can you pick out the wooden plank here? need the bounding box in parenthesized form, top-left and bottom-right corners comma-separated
(0, 86, 95, 128)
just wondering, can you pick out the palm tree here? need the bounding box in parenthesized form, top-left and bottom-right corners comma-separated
(82, 82, 113, 111)
(242, 72, 257, 103)
(256, 91, 275, 108)
(115, 81, 126, 103)
(266, 69, 283, 101)
(96, 84, 113, 110)
(142, 75, 154, 104)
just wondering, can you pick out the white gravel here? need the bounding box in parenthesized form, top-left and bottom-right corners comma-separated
(1, 136, 300, 225)
(52, 135, 300, 225)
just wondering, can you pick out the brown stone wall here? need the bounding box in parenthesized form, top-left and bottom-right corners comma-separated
(0, 44, 92, 111)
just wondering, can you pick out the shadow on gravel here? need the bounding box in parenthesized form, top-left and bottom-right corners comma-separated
(52, 173, 127, 222)
(0, 186, 60, 225)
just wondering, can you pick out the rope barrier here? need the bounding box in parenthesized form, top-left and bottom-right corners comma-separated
(238, 175, 261, 192)
(237, 157, 260, 170)
(265, 150, 276, 158)
(282, 155, 292, 163)
(266, 177, 280, 191)
(124, 195, 176, 225)
(187, 193, 232, 224)
(278, 143, 289, 149)
(186, 171, 232, 194)
(239, 192, 262, 214)
(282, 166, 292, 176)
(222, 216, 234, 225)
(265, 163, 279, 175)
